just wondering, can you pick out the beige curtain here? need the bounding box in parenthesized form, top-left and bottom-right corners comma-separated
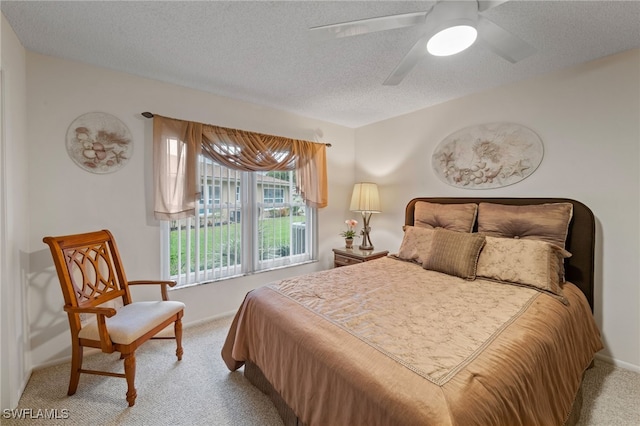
(153, 117, 202, 220)
(153, 115, 328, 220)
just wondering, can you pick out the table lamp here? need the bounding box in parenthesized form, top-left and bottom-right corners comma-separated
(349, 182, 381, 250)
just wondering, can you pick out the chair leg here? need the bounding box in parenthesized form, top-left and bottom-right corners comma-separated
(123, 353, 137, 407)
(68, 343, 83, 395)
(175, 318, 183, 361)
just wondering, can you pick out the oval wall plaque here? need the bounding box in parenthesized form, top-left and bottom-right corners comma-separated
(431, 122, 543, 189)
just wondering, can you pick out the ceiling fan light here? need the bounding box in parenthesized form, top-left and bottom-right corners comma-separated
(427, 25, 478, 56)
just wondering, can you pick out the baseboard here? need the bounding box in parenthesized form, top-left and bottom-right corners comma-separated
(595, 353, 640, 373)
(32, 312, 236, 371)
(11, 369, 31, 409)
(184, 311, 236, 327)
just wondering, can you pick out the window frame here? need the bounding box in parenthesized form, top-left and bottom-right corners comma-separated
(160, 161, 317, 289)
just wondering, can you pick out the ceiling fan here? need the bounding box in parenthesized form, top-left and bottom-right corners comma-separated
(310, 0, 537, 85)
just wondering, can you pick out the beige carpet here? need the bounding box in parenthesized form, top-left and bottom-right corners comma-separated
(4, 316, 639, 425)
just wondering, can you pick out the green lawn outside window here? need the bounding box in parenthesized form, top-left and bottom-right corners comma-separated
(170, 216, 305, 275)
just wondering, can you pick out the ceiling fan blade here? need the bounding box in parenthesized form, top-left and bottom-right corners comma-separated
(310, 11, 427, 41)
(477, 0, 511, 13)
(383, 35, 431, 86)
(476, 15, 537, 63)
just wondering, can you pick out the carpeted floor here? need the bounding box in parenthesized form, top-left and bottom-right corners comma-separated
(4, 316, 639, 425)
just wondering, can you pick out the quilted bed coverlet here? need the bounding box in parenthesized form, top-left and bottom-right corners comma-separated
(222, 257, 602, 426)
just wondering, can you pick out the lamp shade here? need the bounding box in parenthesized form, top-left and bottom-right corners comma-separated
(350, 183, 381, 212)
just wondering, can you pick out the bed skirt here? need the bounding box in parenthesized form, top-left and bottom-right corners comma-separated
(245, 361, 304, 426)
(244, 360, 585, 426)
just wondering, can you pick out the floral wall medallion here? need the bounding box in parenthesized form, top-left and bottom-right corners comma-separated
(65, 112, 133, 174)
(431, 122, 543, 189)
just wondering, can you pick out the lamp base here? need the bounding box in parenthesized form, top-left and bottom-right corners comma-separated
(359, 211, 375, 251)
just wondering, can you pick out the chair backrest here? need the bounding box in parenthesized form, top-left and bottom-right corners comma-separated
(44, 230, 133, 313)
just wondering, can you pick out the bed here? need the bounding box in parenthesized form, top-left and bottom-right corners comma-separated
(222, 197, 603, 426)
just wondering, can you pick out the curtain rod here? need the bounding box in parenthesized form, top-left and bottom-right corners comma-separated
(141, 112, 332, 147)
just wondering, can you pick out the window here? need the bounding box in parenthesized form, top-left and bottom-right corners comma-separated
(199, 184, 220, 216)
(162, 156, 316, 287)
(263, 188, 284, 204)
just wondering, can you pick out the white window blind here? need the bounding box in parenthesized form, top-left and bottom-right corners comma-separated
(163, 157, 315, 287)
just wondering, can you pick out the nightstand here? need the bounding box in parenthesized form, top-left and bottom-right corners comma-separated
(332, 247, 389, 268)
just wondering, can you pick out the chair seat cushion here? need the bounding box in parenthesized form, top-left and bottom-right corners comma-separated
(78, 301, 185, 345)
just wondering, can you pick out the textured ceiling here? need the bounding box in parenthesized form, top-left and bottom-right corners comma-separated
(2, 1, 640, 128)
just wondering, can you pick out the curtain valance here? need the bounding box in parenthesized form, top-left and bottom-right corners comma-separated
(153, 115, 328, 220)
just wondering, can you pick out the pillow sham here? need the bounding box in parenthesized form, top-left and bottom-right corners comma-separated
(476, 236, 571, 301)
(423, 228, 485, 280)
(477, 202, 573, 248)
(414, 201, 477, 233)
(396, 226, 434, 265)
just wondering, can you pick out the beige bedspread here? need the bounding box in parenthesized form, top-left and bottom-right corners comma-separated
(222, 257, 602, 426)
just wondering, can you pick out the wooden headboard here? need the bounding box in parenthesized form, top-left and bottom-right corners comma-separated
(405, 198, 596, 311)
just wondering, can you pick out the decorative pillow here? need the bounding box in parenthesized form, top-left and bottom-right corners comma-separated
(477, 202, 573, 248)
(476, 236, 572, 301)
(396, 226, 435, 265)
(414, 201, 478, 233)
(423, 229, 485, 280)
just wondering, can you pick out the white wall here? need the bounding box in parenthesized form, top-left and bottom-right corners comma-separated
(25, 52, 356, 368)
(355, 49, 640, 371)
(1, 14, 30, 409)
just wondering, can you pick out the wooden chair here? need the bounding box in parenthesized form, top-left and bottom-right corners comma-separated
(43, 229, 185, 407)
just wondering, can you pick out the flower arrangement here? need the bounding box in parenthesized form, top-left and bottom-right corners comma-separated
(340, 219, 360, 239)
